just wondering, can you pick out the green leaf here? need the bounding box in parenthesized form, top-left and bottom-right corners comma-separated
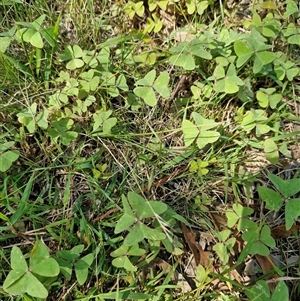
(26, 272, 48, 298)
(233, 203, 254, 217)
(112, 256, 137, 271)
(3, 270, 26, 291)
(127, 244, 146, 256)
(0, 150, 20, 172)
(264, 139, 278, 164)
(246, 280, 270, 301)
(0, 36, 12, 53)
(256, 90, 269, 108)
(133, 87, 156, 106)
(226, 211, 239, 228)
(114, 212, 136, 234)
(57, 245, 84, 262)
(127, 192, 167, 218)
(269, 174, 300, 197)
(169, 53, 195, 71)
(30, 241, 60, 277)
(135, 69, 156, 86)
(234, 40, 253, 67)
(66, 58, 84, 70)
(4, 272, 48, 299)
(11, 247, 27, 272)
(3, 272, 27, 295)
(196, 131, 220, 149)
(56, 258, 72, 280)
(140, 223, 165, 241)
(260, 225, 275, 247)
(213, 243, 229, 264)
(192, 112, 218, 131)
(253, 51, 276, 73)
(284, 0, 299, 17)
(182, 119, 199, 147)
(285, 199, 300, 230)
(111, 244, 129, 257)
(271, 281, 289, 301)
(74, 253, 93, 285)
(257, 186, 283, 211)
(124, 223, 144, 245)
(153, 71, 170, 98)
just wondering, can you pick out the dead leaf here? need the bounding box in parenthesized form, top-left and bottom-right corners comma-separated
(181, 223, 210, 267)
(255, 254, 279, 292)
(271, 224, 300, 240)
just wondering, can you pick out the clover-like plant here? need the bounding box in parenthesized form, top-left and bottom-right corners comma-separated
(182, 112, 220, 149)
(3, 241, 60, 299)
(258, 173, 300, 230)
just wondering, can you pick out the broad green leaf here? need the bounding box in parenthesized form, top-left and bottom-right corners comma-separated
(269, 94, 281, 109)
(124, 223, 144, 245)
(111, 244, 128, 257)
(3, 271, 27, 295)
(0, 150, 19, 172)
(114, 212, 136, 234)
(189, 39, 212, 59)
(103, 117, 117, 134)
(269, 174, 300, 197)
(182, 119, 199, 146)
(213, 243, 228, 264)
(66, 58, 84, 70)
(127, 244, 146, 256)
(196, 131, 220, 149)
(0, 141, 15, 152)
(0, 36, 11, 53)
(271, 281, 289, 301)
(169, 53, 195, 70)
(30, 241, 60, 277)
(226, 211, 238, 228)
(133, 86, 156, 106)
(260, 225, 275, 247)
(112, 256, 137, 271)
(56, 258, 72, 280)
(248, 241, 270, 256)
(285, 199, 300, 230)
(140, 223, 165, 241)
(73, 45, 84, 58)
(256, 91, 269, 108)
(246, 280, 270, 301)
(256, 124, 271, 136)
(74, 253, 93, 285)
(215, 78, 239, 94)
(237, 218, 256, 231)
(11, 247, 27, 272)
(128, 192, 167, 218)
(32, 14, 46, 30)
(257, 186, 283, 211)
(264, 139, 278, 164)
(4, 272, 48, 299)
(286, 67, 299, 81)
(153, 71, 170, 98)
(253, 51, 276, 74)
(24, 272, 48, 298)
(196, 0, 209, 15)
(30, 31, 43, 48)
(284, 0, 299, 17)
(57, 245, 84, 261)
(233, 203, 253, 217)
(192, 112, 218, 131)
(234, 40, 253, 67)
(135, 69, 156, 86)
(3, 270, 26, 291)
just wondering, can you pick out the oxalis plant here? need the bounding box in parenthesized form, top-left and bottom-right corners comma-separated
(111, 192, 185, 271)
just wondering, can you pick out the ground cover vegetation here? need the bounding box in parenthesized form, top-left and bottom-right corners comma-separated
(0, 0, 300, 300)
